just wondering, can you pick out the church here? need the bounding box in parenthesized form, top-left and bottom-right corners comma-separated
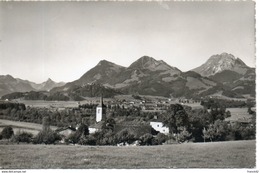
(96, 95, 106, 122)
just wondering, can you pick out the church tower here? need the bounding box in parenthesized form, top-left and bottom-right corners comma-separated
(96, 94, 106, 122)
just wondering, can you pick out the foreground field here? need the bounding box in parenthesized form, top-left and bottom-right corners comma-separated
(0, 140, 255, 169)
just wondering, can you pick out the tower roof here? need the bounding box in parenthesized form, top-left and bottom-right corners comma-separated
(98, 94, 106, 107)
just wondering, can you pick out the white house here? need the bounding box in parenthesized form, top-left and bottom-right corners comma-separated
(89, 127, 98, 134)
(150, 121, 169, 134)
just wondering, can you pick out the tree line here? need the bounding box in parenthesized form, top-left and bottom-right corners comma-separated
(0, 102, 256, 145)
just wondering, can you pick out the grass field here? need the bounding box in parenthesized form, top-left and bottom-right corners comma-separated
(0, 140, 255, 169)
(226, 108, 252, 121)
(0, 119, 57, 135)
(16, 100, 81, 108)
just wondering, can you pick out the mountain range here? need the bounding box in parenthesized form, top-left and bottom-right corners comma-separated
(0, 76, 65, 97)
(0, 52, 255, 100)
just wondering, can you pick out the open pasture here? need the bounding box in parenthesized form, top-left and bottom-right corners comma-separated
(226, 108, 252, 121)
(0, 119, 57, 136)
(17, 100, 81, 108)
(180, 102, 203, 109)
(0, 140, 255, 169)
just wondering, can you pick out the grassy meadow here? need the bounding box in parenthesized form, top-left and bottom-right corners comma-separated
(0, 119, 57, 135)
(226, 108, 252, 121)
(0, 140, 255, 169)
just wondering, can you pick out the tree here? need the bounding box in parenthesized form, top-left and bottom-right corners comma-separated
(77, 123, 89, 136)
(178, 127, 192, 143)
(115, 128, 136, 145)
(202, 120, 229, 142)
(101, 118, 116, 132)
(162, 104, 189, 141)
(33, 116, 61, 144)
(187, 108, 211, 142)
(210, 107, 230, 123)
(202, 125, 215, 142)
(34, 127, 61, 144)
(66, 123, 89, 144)
(1, 126, 14, 140)
(155, 133, 168, 145)
(212, 120, 229, 141)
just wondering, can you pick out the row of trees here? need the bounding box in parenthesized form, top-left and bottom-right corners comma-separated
(162, 104, 255, 143)
(200, 98, 255, 109)
(0, 102, 256, 145)
(0, 103, 161, 128)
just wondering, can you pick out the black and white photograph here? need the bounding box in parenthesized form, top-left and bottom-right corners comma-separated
(0, 0, 258, 171)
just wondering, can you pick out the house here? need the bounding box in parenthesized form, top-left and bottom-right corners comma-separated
(89, 127, 99, 134)
(150, 121, 169, 135)
(55, 126, 76, 143)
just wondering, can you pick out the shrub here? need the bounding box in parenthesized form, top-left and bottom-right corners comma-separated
(230, 122, 255, 140)
(65, 132, 81, 144)
(155, 133, 168, 145)
(33, 127, 61, 144)
(178, 128, 192, 143)
(12, 131, 33, 143)
(78, 134, 96, 145)
(140, 133, 154, 145)
(77, 123, 89, 136)
(1, 126, 14, 139)
(115, 129, 137, 145)
(65, 123, 90, 144)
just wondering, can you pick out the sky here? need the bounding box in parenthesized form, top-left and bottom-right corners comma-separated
(0, 1, 256, 83)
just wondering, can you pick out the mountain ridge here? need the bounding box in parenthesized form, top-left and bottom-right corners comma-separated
(0, 75, 65, 97)
(1, 53, 255, 99)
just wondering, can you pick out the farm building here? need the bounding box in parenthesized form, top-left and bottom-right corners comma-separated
(55, 126, 76, 137)
(149, 121, 169, 134)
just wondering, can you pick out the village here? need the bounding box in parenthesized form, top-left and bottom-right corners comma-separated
(0, 93, 254, 147)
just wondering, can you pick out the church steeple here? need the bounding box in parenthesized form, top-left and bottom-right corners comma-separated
(96, 93, 106, 122)
(99, 93, 104, 107)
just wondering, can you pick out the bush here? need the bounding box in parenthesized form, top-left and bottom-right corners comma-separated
(65, 132, 81, 144)
(155, 133, 168, 145)
(78, 135, 96, 145)
(178, 128, 192, 143)
(1, 126, 14, 139)
(229, 122, 255, 140)
(77, 123, 89, 136)
(65, 123, 90, 144)
(115, 129, 137, 145)
(12, 131, 33, 143)
(33, 127, 61, 144)
(140, 133, 153, 145)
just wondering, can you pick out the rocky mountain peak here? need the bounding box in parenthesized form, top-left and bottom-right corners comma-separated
(46, 78, 54, 83)
(192, 53, 249, 76)
(129, 56, 171, 70)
